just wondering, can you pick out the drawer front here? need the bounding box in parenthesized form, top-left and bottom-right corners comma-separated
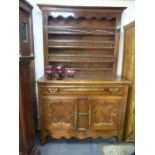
(42, 96, 77, 130)
(42, 86, 125, 95)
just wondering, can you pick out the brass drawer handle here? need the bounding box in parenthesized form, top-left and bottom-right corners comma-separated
(48, 88, 58, 93)
(109, 88, 119, 93)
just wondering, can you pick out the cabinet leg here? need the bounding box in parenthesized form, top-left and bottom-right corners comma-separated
(117, 136, 122, 143)
(39, 129, 47, 145)
(40, 135, 46, 145)
(40, 130, 46, 145)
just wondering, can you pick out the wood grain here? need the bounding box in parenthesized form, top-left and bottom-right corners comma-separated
(39, 5, 126, 76)
(122, 21, 135, 142)
(37, 5, 128, 144)
(19, 0, 38, 154)
(38, 78, 129, 143)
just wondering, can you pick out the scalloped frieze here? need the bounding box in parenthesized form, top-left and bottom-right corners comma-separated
(49, 12, 116, 20)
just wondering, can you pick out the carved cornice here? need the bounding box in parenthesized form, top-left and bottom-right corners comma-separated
(38, 5, 126, 20)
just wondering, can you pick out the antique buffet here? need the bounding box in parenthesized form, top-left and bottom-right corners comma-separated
(37, 5, 129, 144)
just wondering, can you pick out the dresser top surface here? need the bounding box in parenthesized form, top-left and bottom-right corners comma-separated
(38, 75, 129, 84)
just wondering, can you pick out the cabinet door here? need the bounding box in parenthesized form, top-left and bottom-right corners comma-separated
(42, 96, 77, 130)
(89, 96, 124, 131)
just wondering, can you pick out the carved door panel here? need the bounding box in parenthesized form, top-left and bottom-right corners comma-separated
(43, 96, 77, 130)
(89, 96, 123, 131)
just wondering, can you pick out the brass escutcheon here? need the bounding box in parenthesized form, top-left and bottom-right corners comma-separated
(109, 88, 119, 93)
(48, 88, 58, 93)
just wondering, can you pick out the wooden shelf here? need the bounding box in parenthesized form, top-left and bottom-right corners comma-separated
(64, 68, 113, 70)
(66, 67, 112, 72)
(47, 26, 117, 35)
(64, 67, 113, 75)
(48, 53, 114, 57)
(48, 49, 114, 57)
(40, 6, 122, 75)
(48, 40, 115, 49)
(49, 62, 113, 68)
(48, 54, 114, 63)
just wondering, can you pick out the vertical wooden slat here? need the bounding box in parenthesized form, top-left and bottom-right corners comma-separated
(122, 21, 135, 142)
(43, 12, 49, 67)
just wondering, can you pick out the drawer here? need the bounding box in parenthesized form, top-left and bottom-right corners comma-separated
(42, 86, 125, 95)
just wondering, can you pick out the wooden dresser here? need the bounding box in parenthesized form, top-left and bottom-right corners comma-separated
(37, 5, 129, 143)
